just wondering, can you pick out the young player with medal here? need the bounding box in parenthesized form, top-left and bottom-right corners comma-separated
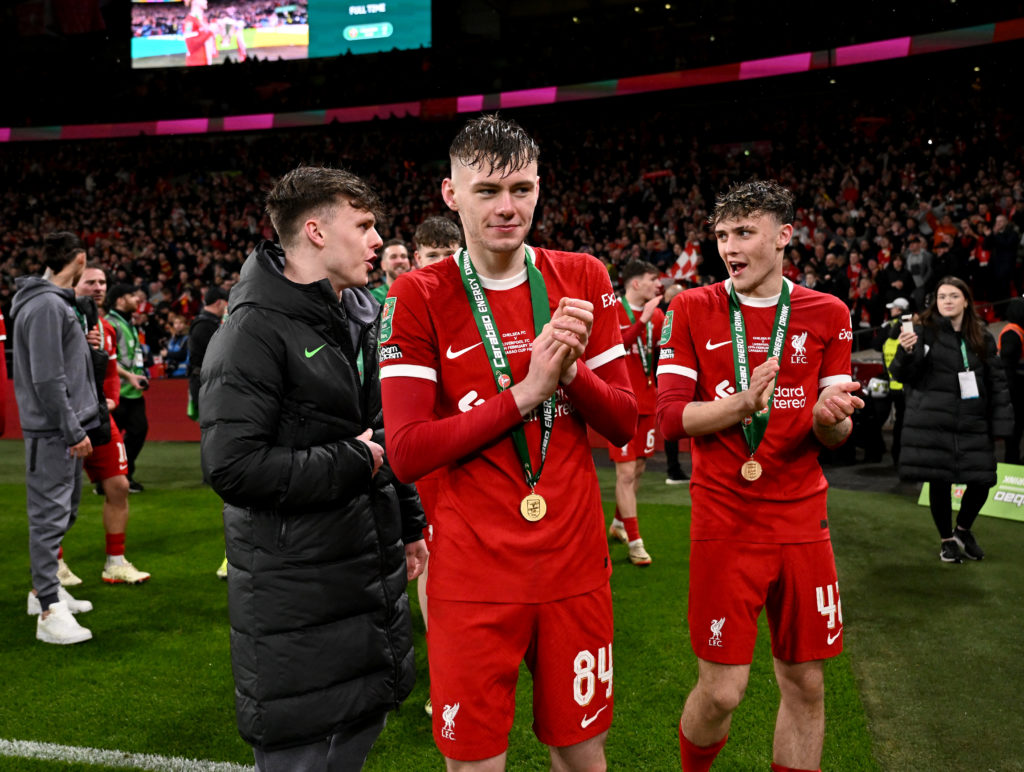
(656, 181, 863, 772)
(380, 115, 637, 770)
(607, 260, 665, 566)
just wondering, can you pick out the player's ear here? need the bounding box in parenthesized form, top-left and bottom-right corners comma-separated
(303, 217, 324, 248)
(776, 223, 793, 250)
(441, 178, 458, 212)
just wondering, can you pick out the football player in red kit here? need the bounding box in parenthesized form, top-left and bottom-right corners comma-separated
(75, 266, 150, 585)
(606, 259, 663, 566)
(656, 180, 862, 772)
(380, 115, 637, 770)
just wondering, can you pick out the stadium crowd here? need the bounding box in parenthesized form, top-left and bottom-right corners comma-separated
(2, 93, 1022, 363)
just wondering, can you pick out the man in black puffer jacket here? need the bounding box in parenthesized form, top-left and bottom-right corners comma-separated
(200, 166, 427, 771)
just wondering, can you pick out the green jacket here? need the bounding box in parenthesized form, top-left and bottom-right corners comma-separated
(107, 309, 145, 399)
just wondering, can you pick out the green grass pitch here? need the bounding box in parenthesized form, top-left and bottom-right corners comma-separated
(0, 440, 1021, 770)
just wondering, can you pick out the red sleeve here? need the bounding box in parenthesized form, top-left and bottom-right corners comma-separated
(621, 320, 644, 347)
(655, 294, 698, 440)
(656, 373, 696, 441)
(103, 357, 120, 406)
(383, 377, 524, 483)
(562, 357, 637, 446)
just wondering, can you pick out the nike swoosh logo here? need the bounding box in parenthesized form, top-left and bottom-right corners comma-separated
(304, 344, 326, 358)
(706, 339, 732, 350)
(619, 324, 631, 330)
(446, 341, 485, 359)
(580, 705, 608, 729)
(827, 629, 842, 645)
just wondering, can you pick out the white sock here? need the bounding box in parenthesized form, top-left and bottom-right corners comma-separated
(612, 518, 624, 529)
(106, 554, 126, 566)
(628, 538, 644, 548)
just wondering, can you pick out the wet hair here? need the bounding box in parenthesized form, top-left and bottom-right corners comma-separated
(921, 275, 987, 359)
(265, 166, 384, 248)
(710, 180, 795, 228)
(449, 114, 540, 177)
(41, 231, 85, 274)
(414, 216, 463, 250)
(621, 259, 660, 286)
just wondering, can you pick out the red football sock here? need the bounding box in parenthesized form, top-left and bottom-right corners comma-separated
(614, 507, 621, 521)
(679, 724, 727, 772)
(58, 545, 64, 560)
(106, 532, 126, 557)
(771, 764, 820, 772)
(624, 516, 641, 542)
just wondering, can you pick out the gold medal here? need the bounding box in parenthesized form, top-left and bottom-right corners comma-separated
(520, 492, 547, 522)
(740, 459, 762, 481)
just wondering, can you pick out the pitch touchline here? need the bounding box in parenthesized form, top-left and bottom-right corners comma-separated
(0, 739, 252, 772)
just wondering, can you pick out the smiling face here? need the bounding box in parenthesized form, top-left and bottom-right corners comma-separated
(415, 241, 460, 268)
(380, 243, 410, 282)
(714, 212, 793, 298)
(442, 159, 539, 263)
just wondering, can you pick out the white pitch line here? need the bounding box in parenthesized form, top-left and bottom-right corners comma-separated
(0, 739, 252, 772)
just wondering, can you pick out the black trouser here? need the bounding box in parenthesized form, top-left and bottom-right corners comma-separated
(112, 395, 148, 480)
(665, 439, 682, 476)
(927, 481, 990, 539)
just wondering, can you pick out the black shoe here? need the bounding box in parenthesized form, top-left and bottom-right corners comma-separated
(127, 479, 144, 493)
(665, 469, 689, 485)
(939, 539, 965, 563)
(953, 528, 984, 560)
(93, 483, 104, 496)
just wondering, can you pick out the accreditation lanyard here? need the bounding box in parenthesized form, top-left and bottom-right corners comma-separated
(458, 247, 554, 491)
(728, 281, 791, 458)
(620, 298, 653, 376)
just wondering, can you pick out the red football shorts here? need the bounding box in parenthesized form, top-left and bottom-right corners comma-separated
(688, 539, 843, 665)
(83, 421, 128, 484)
(607, 414, 655, 463)
(428, 583, 614, 761)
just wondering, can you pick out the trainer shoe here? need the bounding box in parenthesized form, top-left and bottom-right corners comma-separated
(127, 479, 144, 493)
(608, 521, 628, 545)
(216, 557, 229, 580)
(36, 601, 93, 645)
(628, 539, 652, 566)
(939, 539, 965, 564)
(102, 560, 151, 584)
(27, 587, 93, 616)
(57, 558, 83, 587)
(93, 482, 104, 496)
(953, 528, 985, 560)
(424, 698, 432, 717)
(666, 469, 689, 485)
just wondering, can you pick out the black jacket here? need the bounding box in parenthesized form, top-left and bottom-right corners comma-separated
(890, 316, 1012, 484)
(200, 241, 425, 750)
(187, 308, 222, 409)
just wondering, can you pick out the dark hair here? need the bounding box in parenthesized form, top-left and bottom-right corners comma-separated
(265, 166, 384, 248)
(414, 216, 463, 250)
(106, 283, 136, 309)
(42, 231, 85, 274)
(921, 275, 987, 359)
(710, 180, 795, 228)
(621, 259, 659, 286)
(380, 239, 407, 254)
(449, 114, 540, 176)
(204, 286, 229, 306)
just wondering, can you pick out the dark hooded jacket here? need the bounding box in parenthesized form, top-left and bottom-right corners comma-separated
(891, 315, 1012, 485)
(199, 241, 424, 750)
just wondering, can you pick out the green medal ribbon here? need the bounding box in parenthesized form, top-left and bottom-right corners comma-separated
(728, 280, 791, 458)
(620, 298, 653, 376)
(959, 339, 970, 371)
(458, 247, 554, 491)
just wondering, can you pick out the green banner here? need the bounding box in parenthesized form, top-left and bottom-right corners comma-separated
(918, 463, 1024, 523)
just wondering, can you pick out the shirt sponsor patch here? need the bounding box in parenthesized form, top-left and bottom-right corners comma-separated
(378, 297, 397, 343)
(379, 344, 403, 362)
(659, 310, 673, 345)
(659, 347, 674, 359)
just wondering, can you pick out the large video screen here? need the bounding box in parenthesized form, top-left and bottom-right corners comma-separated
(131, 1, 431, 69)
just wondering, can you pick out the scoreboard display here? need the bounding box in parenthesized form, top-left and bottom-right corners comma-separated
(131, 0, 431, 69)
